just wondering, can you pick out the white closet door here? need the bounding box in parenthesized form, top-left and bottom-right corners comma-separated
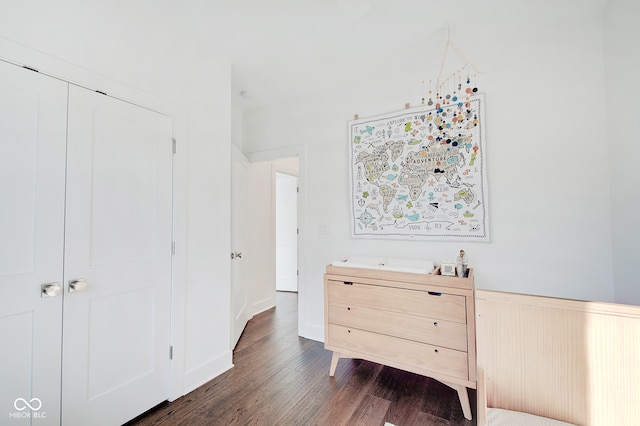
(62, 85, 173, 426)
(0, 61, 67, 425)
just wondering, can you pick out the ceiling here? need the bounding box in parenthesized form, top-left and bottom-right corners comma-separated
(165, 0, 608, 111)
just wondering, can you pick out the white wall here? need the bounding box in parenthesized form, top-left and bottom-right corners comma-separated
(273, 157, 300, 177)
(243, 14, 616, 340)
(0, 1, 233, 398)
(603, 0, 640, 305)
(232, 104, 244, 151)
(181, 62, 232, 393)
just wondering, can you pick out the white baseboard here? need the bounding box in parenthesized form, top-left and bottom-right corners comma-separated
(252, 296, 276, 316)
(182, 350, 234, 395)
(299, 322, 324, 343)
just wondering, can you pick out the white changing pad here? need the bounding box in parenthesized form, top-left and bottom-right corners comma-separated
(488, 408, 576, 426)
(330, 256, 434, 275)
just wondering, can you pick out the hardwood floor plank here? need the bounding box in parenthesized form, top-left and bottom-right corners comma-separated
(421, 377, 475, 423)
(127, 291, 477, 426)
(277, 355, 360, 425)
(211, 367, 306, 425)
(314, 361, 384, 426)
(348, 394, 391, 426)
(198, 343, 318, 424)
(372, 368, 431, 426)
(410, 411, 453, 425)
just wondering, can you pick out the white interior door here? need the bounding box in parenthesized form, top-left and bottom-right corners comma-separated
(231, 145, 251, 348)
(275, 172, 298, 292)
(0, 60, 67, 425)
(61, 85, 173, 426)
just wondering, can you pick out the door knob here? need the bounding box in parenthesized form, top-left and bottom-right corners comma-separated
(69, 278, 87, 293)
(41, 282, 61, 298)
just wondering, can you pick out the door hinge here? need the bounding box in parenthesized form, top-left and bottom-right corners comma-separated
(169, 345, 174, 360)
(172, 138, 177, 154)
(171, 241, 176, 255)
(297, 186, 299, 193)
(297, 228, 299, 235)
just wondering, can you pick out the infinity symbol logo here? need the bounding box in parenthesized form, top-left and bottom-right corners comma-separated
(14, 398, 42, 411)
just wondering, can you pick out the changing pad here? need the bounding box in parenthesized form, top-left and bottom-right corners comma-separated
(330, 256, 434, 275)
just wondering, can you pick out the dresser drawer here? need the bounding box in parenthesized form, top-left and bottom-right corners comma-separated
(327, 280, 466, 323)
(328, 303, 467, 351)
(327, 323, 468, 380)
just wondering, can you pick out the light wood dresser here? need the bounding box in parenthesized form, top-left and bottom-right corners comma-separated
(324, 265, 476, 420)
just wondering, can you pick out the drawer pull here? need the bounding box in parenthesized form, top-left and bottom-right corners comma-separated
(347, 307, 351, 311)
(434, 349, 439, 353)
(428, 291, 442, 296)
(343, 281, 353, 285)
(433, 321, 439, 327)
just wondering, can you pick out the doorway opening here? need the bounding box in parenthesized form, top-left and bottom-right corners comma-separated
(245, 148, 306, 338)
(271, 156, 299, 338)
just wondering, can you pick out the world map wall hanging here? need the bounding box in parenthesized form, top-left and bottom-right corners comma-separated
(349, 92, 489, 241)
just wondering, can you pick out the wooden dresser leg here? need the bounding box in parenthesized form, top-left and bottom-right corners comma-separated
(329, 352, 340, 376)
(454, 385, 472, 420)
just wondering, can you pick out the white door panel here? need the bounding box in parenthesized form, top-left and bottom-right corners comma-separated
(231, 146, 251, 348)
(62, 85, 173, 425)
(0, 60, 67, 425)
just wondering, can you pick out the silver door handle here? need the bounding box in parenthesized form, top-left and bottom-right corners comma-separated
(41, 282, 61, 298)
(69, 278, 87, 293)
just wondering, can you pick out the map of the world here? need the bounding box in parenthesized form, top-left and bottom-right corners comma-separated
(349, 94, 488, 241)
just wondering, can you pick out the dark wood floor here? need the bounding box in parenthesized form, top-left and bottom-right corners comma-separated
(126, 291, 476, 425)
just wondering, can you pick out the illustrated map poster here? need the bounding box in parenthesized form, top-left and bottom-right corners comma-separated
(349, 94, 489, 241)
